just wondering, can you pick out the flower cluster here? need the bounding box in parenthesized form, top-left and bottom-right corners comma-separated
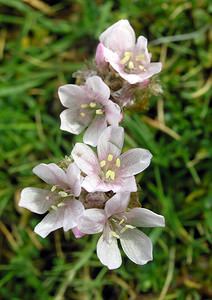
(19, 20, 165, 269)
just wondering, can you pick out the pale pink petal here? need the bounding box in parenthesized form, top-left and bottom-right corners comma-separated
(81, 175, 101, 192)
(119, 148, 152, 177)
(97, 126, 124, 161)
(19, 187, 54, 214)
(66, 163, 81, 196)
(95, 43, 108, 68)
(99, 19, 135, 54)
(125, 208, 165, 228)
(105, 193, 130, 218)
(86, 76, 110, 104)
(111, 176, 137, 193)
(136, 36, 151, 64)
(120, 229, 152, 265)
(72, 227, 86, 238)
(105, 100, 122, 125)
(71, 143, 100, 176)
(78, 208, 106, 234)
(97, 234, 122, 269)
(60, 108, 90, 135)
(34, 208, 65, 238)
(63, 200, 85, 231)
(33, 163, 66, 186)
(58, 84, 86, 108)
(83, 116, 107, 147)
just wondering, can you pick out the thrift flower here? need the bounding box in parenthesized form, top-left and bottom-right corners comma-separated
(19, 162, 84, 238)
(58, 75, 122, 146)
(72, 126, 152, 193)
(98, 19, 162, 84)
(78, 193, 165, 269)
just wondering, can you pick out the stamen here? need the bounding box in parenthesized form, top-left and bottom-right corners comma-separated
(111, 231, 120, 239)
(119, 218, 125, 225)
(125, 224, 136, 229)
(139, 65, 146, 71)
(100, 160, 106, 167)
(128, 61, 134, 69)
(89, 102, 96, 108)
(51, 205, 58, 211)
(107, 154, 113, 161)
(120, 51, 132, 64)
(46, 196, 50, 200)
(51, 185, 57, 192)
(136, 54, 145, 61)
(80, 104, 88, 108)
(120, 224, 135, 234)
(57, 202, 65, 207)
(115, 158, 121, 168)
(58, 191, 68, 197)
(105, 170, 115, 180)
(80, 112, 86, 117)
(96, 109, 103, 115)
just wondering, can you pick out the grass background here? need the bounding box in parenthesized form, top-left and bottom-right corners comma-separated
(0, 0, 211, 299)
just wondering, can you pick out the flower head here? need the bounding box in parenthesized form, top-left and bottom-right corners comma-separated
(77, 193, 165, 269)
(58, 75, 122, 146)
(98, 20, 162, 84)
(19, 162, 84, 238)
(71, 126, 152, 193)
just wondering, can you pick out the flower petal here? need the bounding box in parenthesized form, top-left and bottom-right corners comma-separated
(99, 19, 135, 54)
(63, 200, 85, 231)
(86, 76, 110, 104)
(72, 226, 86, 238)
(105, 193, 130, 218)
(120, 148, 152, 177)
(33, 163, 67, 186)
(71, 143, 100, 175)
(83, 116, 107, 147)
(19, 187, 54, 214)
(97, 126, 124, 161)
(34, 208, 65, 238)
(135, 36, 151, 64)
(78, 208, 106, 234)
(58, 84, 86, 108)
(111, 176, 137, 193)
(60, 108, 89, 135)
(105, 100, 122, 126)
(97, 234, 122, 269)
(95, 43, 108, 68)
(120, 229, 152, 265)
(81, 175, 101, 192)
(66, 163, 81, 196)
(125, 208, 165, 228)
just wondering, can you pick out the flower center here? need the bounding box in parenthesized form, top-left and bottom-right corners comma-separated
(47, 186, 74, 211)
(109, 216, 135, 238)
(120, 51, 147, 74)
(79, 101, 104, 119)
(99, 153, 121, 181)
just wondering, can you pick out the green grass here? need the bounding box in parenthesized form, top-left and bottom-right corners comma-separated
(0, 0, 211, 299)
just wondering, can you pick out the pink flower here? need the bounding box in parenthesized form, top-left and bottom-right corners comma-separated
(58, 76, 122, 146)
(71, 126, 152, 193)
(19, 162, 84, 238)
(77, 193, 165, 269)
(98, 19, 162, 84)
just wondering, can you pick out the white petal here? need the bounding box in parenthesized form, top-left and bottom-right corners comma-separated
(86, 76, 110, 104)
(97, 126, 124, 161)
(63, 200, 85, 231)
(97, 234, 122, 269)
(120, 148, 152, 177)
(120, 229, 152, 265)
(66, 163, 81, 196)
(19, 187, 54, 214)
(81, 175, 101, 192)
(71, 143, 100, 176)
(105, 193, 130, 218)
(33, 163, 66, 186)
(99, 19, 135, 54)
(105, 100, 122, 126)
(136, 36, 151, 64)
(78, 208, 105, 234)
(58, 84, 86, 108)
(125, 208, 165, 228)
(60, 109, 89, 135)
(83, 116, 107, 147)
(111, 176, 137, 193)
(34, 208, 65, 238)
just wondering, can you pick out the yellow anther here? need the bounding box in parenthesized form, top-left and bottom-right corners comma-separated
(58, 191, 68, 197)
(100, 160, 106, 167)
(51, 205, 58, 211)
(120, 51, 132, 64)
(111, 231, 120, 239)
(107, 154, 113, 161)
(119, 218, 125, 225)
(80, 103, 88, 108)
(115, 158, 121, 168)
(80, 112, 86, 117)
(105, 170, 115, 180)
(57, 202, 65, 208)
(96, 109, 103, 115)
(51, 185, 57, 192)
(139, 65, 145, 71)
(125, 224, 136, 229)
(128, 61, 134, 69)
(89, 102, 96, 108)
(136, 54, 145, 61)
